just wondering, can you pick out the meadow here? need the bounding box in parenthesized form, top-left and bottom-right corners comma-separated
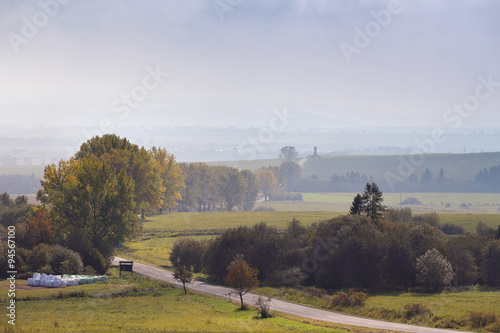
(255, 192, 500, 215)
(1, 268, 375, 333)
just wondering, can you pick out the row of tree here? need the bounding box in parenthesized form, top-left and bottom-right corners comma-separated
(296, 166, 500, 193)
(177, 160, 302, 212)
(172, 214, 500, 292)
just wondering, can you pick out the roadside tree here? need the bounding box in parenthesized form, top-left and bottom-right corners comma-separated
(224, 258, 259, 309)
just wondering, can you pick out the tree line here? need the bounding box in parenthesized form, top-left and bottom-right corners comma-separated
(172, 209, 500, 292)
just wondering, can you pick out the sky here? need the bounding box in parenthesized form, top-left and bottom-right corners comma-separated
(1, 0, 500, 131)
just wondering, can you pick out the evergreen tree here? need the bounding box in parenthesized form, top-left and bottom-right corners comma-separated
(362, 182, 385, 221)
(349, 193, 364, 215)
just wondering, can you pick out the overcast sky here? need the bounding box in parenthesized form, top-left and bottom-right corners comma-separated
(1, 0, 499, 130)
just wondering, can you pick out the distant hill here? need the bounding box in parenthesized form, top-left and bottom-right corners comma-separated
(301, 152, 500, 182)
(2, 152, 500, 194)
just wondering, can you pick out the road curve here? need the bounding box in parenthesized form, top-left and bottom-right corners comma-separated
(112, 257, 471, 333)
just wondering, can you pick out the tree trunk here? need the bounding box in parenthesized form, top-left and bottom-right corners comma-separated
(239, 293, 244, 309)
(183, 282, 187, 295)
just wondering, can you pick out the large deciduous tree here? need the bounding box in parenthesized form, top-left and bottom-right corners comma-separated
(75, 134, 165, 215)
(257, 170, 278, 202)
(150, 146, 184, 211)
(37, 158, 136, 258)
(217, 167, 247, 211)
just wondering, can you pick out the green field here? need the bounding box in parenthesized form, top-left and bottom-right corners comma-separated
(254, 192, 500, 214)
(121, 209, 500, 268)
(2, 269, 357, 333)
(255, 286, 500, 331)
(0, 165, 45, 178)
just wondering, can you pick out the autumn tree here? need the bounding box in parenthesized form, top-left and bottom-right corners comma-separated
(257, 170, 278, 202)
(37, 158, 136, 258)
(75, 134, 166, 215)
(173, 265, 193, 295)
(224, 257, 259, 309)
(26, 208, 55, 248)
(150, 146, 184, 211)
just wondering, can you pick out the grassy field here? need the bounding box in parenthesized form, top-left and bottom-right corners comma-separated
(1, 268, 381, 333)
(120, 209, 500, 268)
(255, 286, 500, 331)
(254, 192, 500, 214)
(0, 165, 45, 178)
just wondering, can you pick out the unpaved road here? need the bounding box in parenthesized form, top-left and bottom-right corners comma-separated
(112, 257, 471, 333)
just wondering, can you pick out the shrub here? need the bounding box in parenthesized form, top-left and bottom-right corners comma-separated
(255, 296, 272, 318)
(254, 207, 275, 211)
(401, 197, 422, 205)
(440, 223, 465, 235)
(416, 248, 453, 292)
(49, 245, 83, 275)
(328, 290, 369, 308)
(83, 248, 107, 274)
(27, 243, 52, 272)
(403, 303, 433, 320)
(467, 311, 497, 328)
(170, 237, 206, 272)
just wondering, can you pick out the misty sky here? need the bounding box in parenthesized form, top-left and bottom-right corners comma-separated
(1, 0, 500, 130)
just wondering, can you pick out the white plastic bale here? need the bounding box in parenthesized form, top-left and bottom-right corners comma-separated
(33, 279, 40, 286)
(33, 273, 40, 279)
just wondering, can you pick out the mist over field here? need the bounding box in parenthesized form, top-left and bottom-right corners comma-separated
(1, 0, 499, 164)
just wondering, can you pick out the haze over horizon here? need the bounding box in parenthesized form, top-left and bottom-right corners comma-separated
(1, 0, 499, 133)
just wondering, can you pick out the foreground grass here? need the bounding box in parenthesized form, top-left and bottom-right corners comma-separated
(255, 286, 500, 331)
(1, 270, 369, 333)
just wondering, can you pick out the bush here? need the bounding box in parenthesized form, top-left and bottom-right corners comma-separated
(401, 197, 422, 205)
(416, 248, 453, 292)
(403, 303, 433, 320)
(27, 243, 52, 272)
(170, 237, 206, 272)
(328, 290, 369, 308)
(49, 245, 83, 275)
(255, 296, 272, 318)
(83, 248, 107, 274)
(254, 207, 275, 211)
(440, 223, 465, 235)
(467, 311, 497, 328)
